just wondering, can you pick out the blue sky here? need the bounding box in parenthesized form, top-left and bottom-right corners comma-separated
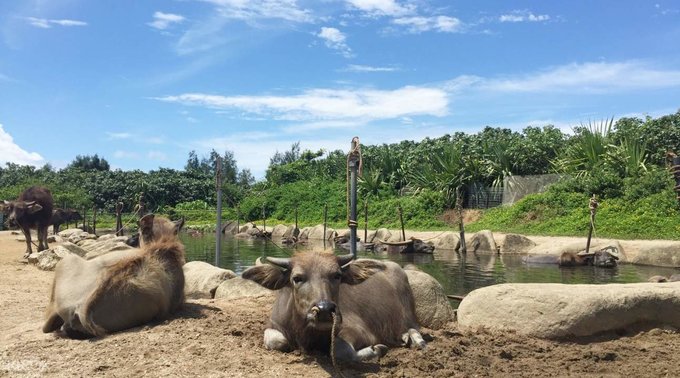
(1, 0, 679, 178)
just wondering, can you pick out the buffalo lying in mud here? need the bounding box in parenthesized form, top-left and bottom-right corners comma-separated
(242, 252, 426, 361)
(50, 208, 83, 234)
(523, 247, 619, 268)
(1, 186, 54, 257)
(42, 214, 186, 338)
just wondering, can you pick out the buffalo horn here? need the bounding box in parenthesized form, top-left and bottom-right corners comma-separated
(337, 253, 354, 269)
(265, 256, 291, 270)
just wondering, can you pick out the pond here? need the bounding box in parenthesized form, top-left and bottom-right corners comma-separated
(180, 233, 679, 307)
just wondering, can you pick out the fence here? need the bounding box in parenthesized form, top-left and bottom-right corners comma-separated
(464, 183, 504, 209)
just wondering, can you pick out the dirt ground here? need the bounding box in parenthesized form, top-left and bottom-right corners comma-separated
(1, 231, 679, 377)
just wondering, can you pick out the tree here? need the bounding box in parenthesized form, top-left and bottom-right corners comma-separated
(66, 154, 110, 171)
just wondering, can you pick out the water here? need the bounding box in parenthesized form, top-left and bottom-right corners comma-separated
(181, 233, 679, 307)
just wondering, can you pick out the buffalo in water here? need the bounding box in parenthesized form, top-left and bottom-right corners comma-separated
(42, 214, 185, 338)
(523, 247, 619, 268)
(1, 186, 54, 257)
(242, 252, 426, 361)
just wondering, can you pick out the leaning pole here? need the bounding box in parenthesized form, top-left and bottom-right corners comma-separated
(215, 156, 223, 267)
(348, 137, 361, 260)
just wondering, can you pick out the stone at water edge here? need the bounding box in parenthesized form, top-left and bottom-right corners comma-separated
(404, 268, 455, 329)
(214, 277, 274, 300)
(500, 234, 536, 254)
(184, 261, 237, 299)
(433, 231, 460, 251)
(468, 230, 497, 253)
(271, 224, 289, 239)
(457, 282, 680, 339)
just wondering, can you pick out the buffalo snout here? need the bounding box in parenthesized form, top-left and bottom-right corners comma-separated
(309, 300, 339, 325)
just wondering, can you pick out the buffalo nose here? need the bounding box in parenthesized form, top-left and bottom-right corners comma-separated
(316, 300, 336, 314)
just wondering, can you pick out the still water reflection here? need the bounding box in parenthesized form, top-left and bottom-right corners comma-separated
(181, 233, 678, 306)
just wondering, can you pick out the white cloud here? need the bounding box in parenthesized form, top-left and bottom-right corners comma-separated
(317, 27, 353, 58)
(147, 151, 168, 161)
(148, 12, 185, 30)
(199, 0, 314, 23)
(342, 64, 399, 72)
(392, 15, 462, 33)
(25, 17, 87, 29)
(0, 124, 44, 166)
(346, 0, 414, 17)
(442, 61, 680, 94)
(154, 85, 449, 121)
(499, 10, 550, 23)
(113, 150, 139, 159)
(106, 132, 132, 140)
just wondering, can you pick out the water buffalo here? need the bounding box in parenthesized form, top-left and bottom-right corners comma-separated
(242, 252, 426, 361)
(523, 247, 619, 268)
(50, 208, 83, 234)
(376, 238, 435, 254)
(1, 186, 54, 257)
(42, 214, 185, 338)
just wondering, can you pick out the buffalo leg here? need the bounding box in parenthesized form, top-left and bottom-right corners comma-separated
(401, 328, 426, 349)
(21, 226, 32, 257)
(333, 337, 387, 361)
(38, 226, 48, 251)
(264, 328, 291, 351)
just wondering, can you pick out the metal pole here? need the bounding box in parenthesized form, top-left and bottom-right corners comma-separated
(295, 205, 298, 230)
(323, 203, 328, 240)
(398, 204, 405, 241)
(348, 137, 360, 259)
(262, 204, 266, 233)
(215, 157, 223, 267)
(92, 206, 97, 235)
(236, 206, 240, 233)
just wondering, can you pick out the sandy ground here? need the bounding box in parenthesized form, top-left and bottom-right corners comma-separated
(1, 230, 680, 377)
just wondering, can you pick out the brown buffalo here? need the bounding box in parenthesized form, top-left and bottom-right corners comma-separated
(1, 186, 54, 256)
(50, 208, 83, 234)
(242, 252, 426, 361)
(42, 214, 185, 338)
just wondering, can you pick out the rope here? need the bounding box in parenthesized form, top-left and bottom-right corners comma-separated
(346, 137, 362, 228)
(330, 312, 345, 378)
(113, 205, 143, 235)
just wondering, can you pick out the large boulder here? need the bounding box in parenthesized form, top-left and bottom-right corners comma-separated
(271, 224, 289, 239)
(46, 235, 64, 243)
(468, 230, 497, 253)
(64, 229, 97, 244)
(27, 245, 83, 271)
(627, 241, 680, 267)
(307, 224, 336, 240)
(56, 241, 88, 257)
(500, 234, 536, 254)
(367, 228, 392, 243)
(405, 269, 455, 329)
(183, 261, 237, 299)
(83, 237, 133, 260)
(222, 220, 240, 235)
(458, 282, 680, 339)
(434, 232, 460, 250)
(214, 277, 274, 300)
(282, 225, 299, 239)
(298, 227, 311, 240)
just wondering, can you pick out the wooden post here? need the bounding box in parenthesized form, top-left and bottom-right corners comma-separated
(92, 206, 97, 235)
(585, 194, 598, 254)
(457, 188, 467, 253)
(137, 192, 145, 219)
(215, 156, 223, 267)
(671, 153, 680, 206)
(348, 137, 361, 259)
(397, 204, 406, 241)
(295, 205, 298, 230)
(115, 202, 123, 236)
(323, 202, 328, 240)
(236, 205, 240, 234)
(262, 204, 266, 233)
(82, 207, 87, 230)
(364, 199, 368, 242)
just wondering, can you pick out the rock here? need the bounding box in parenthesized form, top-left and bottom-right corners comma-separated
(405, 269, 455, 329)
(57, 242, 88, 257)
(46, 235, 63, 243)
(183, 261, 237, 299)
(434, 232, 460, 250)
(29, 245, 82, 271)
(648, 275, 668, 283)
(222, 220, 240, 235)
(500, 234, 536, 254)
(214, 277, 274, 300)
(96, 234, 118, 242)
(77, 239, 98, 249)
(271, 224, 289, 239)
(628, 242, 680, 267)
(469, 230, 497, 253)
(282, 225, 299, 240)
(57, 228, 85, 238)
(84, 242, 133, 260)
(298, 227, 311, 240)
(16, 235, 26, 242)
(670, 274, 680, 282)
(307, 224, 336, 240)
(239, 223, 256, 234)
(528, 240, 625, 261)
(66, 230, 97, 244)
(457, 282, 680, 339)
(367, 228, 392, 243)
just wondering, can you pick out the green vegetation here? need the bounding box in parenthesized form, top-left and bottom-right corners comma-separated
(1, 110, 679, 239)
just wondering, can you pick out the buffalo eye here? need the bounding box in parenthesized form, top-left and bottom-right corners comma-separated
(333, 272, 342, 281)
(292, 275, 306, 284)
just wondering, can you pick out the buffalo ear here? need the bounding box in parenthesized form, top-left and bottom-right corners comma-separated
(174, 218, 185, 234)
(341, 259, 386, 285)
(26, 202, 43, 214)
(242, 265, 289, 291)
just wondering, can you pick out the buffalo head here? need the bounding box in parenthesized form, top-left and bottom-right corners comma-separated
(138, 214, 185, 248)
(1, 200, 43, 228)
(243, 252, 385, 331)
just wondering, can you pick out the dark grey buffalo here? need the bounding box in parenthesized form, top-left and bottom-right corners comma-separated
(242, 252, 426, 361)
(523, 247, 619, 268)
(376, 238, 435, 254)
(1, 186, 54, 256)
(50, 208, 83, 234)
